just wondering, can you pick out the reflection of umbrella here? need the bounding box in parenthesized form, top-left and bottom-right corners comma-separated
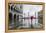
(21, 15, 37, 28)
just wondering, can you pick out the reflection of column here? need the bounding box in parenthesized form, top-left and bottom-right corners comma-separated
(35, 12, 38, 27)
(36, 12, 38, 24)
(28, 12, 29, 22)
(23, 13, 25, 27)
(28, 12, 30, 27)
(22, 13, 25, 27)
(35, 12, 36, 24)
(16, 15, 19, 27)
(11, 13, 14, 29)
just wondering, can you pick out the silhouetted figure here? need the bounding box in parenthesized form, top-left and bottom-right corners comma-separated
(31, 16, 36, 28)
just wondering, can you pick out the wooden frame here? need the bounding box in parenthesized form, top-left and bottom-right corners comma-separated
(5, 0, 45, 33)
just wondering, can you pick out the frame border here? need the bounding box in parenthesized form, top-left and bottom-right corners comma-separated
(5, 1, 45, 32)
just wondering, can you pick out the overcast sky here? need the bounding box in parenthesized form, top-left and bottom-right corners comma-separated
(23, 4, 43, 17)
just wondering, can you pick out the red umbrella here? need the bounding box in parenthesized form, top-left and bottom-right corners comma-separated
(30, 16, 36, 20)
